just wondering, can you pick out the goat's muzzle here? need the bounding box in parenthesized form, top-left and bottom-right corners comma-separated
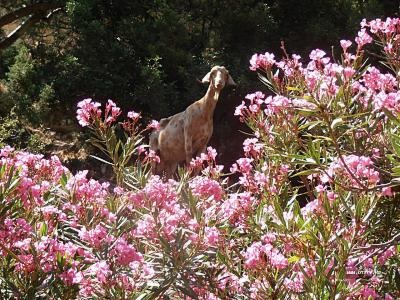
(215, 82, 224, 89)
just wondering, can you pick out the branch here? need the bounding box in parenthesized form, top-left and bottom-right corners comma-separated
(0, 3, 65, 50)
(355, 231, 400, 251)
(0, 2, 64, 28)
(0, 14, 42, 50)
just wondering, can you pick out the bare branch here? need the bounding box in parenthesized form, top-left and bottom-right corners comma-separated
(355, 231, 400, 251)
(0, 2, 64, 28)
(0, 14, 41, 50)
(0, 3, 65, 50)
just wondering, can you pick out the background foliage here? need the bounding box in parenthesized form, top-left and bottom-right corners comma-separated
(0, 1, 399, 167)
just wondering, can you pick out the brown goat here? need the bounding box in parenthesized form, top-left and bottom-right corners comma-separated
(149, 66, 236, 178)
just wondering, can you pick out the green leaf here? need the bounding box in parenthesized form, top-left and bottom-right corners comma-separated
(39, 222, 48, 238)
(331, 117, 343, 129)
(60, 172, 68, 187)
(292, 169, 317, 177)
(298, 120, 323, 131)
(390, 133, 400, 157)
(90, 155, 113, 166)
(288, 255, 301, 263)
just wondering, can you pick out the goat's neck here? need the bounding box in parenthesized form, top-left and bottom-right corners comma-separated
(203, 84, 220, 118)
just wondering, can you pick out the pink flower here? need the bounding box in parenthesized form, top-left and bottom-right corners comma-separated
(373, 91, 400, 114)
(114, 237, 143, 266)
(190, 176, 223, 201)
(87, 260, 111, 284)
(343, 67, 355, 80)
(340, 40, 352, 52)
(264, 95, 291, 114)
(244, 241, 287, 270)
(368, 17, 400, 35)
(204, 226, 220, 246)
(220, 192, 254, 224)
(60, 268, 83, 285)
(15, 254, 35, 272)
(381, 186, 393, 197)
(249, 52, 275, 71)
(113, 186, 124, 195)
(243, 138, 263, 158)
(206, 146, 218, 161)
(245, 91, 265, 105)
(385, 294, 394, 300)
(315, 184, 326, 193)
(104, 99, 121, 124)
(0, 145, 14, 157)
(144, 150, 160, 164)
(301, 199, 322, 216)
(355, 28, 373, 49)
(327, 191, 338, 201)
(127, 110, 140, 120)
(269, 250, 288, 270)
(142, 175, 177, 207)
(79, 224, 113, 248)
(328, 155, 380, 188)
(147, 120, 160, 130)
(133, 214, 156, 238)
(262, 233, 276, 244)
(309, 49, 327, 61)
(76, 98, 101, 127)
(234, 101, 247, 117)
(244, 242, 265, 269)
(360, 285, 378, 299)
(232, 157, 253, 174)
(284, 275, 304, 293)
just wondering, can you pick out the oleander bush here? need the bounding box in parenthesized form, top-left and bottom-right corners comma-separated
(0, 18, 400, 299)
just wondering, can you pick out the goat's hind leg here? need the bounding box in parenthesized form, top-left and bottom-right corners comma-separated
(162, 162, 178, 180)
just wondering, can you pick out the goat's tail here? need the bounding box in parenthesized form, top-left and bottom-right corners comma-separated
(149, 117, 171, 151)
(159, 116, 172, 128)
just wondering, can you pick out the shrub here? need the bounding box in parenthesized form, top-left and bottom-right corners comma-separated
(0, 17, 399, 299)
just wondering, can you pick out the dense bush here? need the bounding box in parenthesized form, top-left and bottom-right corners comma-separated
(1, 1, 397, 122)
(1, 17, 400, 299)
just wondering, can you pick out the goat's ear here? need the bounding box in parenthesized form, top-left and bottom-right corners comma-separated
(227, 74, 236, 86)
(201, 71, 211, 83)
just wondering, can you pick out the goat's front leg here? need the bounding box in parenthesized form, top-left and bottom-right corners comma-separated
(184, 120, 193, 165)
(165, 162, 178, 180)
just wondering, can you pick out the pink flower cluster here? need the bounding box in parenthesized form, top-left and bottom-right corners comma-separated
(76, 98, 101, 127)
(326, 155, 380, 188)
(0, 147, 153, 297)
(0, 149, 66, 209)
(364, 17, 400, 35)
(2, 17, 400, 299)
(243, 241, 288, 270)
(77, 98, 122, 127)
(249, 52, 275, 70)
(104, 99, 121, 124)
(190, 176, 223, 201)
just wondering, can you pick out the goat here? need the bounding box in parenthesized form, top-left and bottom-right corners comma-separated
(149, 66, 236, 178)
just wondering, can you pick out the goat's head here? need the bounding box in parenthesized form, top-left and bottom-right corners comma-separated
(201, 66, 236, 91)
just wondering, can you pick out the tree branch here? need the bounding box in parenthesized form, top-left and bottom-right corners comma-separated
(0, 14, 42, 50)
(355, 231, 400, 251)
(0, 2, 64, 28)
(0, 3, 65, 50)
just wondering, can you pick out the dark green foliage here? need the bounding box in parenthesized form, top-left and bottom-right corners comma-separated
(0, 0, 398, 148)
